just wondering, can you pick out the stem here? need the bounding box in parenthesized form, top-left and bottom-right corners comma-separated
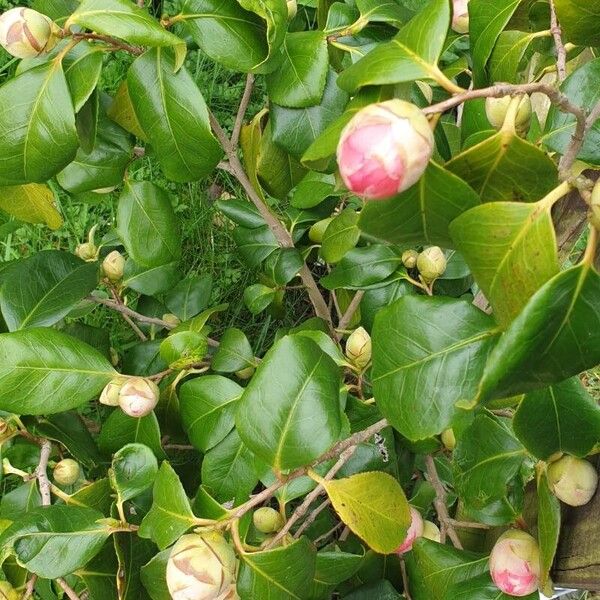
(293, 498, 332, 539)
(231, 74, 255, 148)
(35, 440, 53, 506)
(108, 288, 147, 342)
(560, 98, 600, 179)
(431, 66, 465, 95)
(70, 32, 143, 55)
(56, 578, 82, 600)
(582, 226, 598, 267)
(549, 0, 567, 82)
(336, 291, 365, 340)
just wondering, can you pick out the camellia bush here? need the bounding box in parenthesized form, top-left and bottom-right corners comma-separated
(0, 0, 600, 597)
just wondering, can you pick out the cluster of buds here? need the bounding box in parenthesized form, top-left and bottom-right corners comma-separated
(395, 506, 424, 554)
(547, 455, 598, 507)
(336, 100, 433, 200)
(53, 458, 80, 486)
(485, 95, 532, 134)
(417, 246, 447, 284)
(253, 507, 284, 534)
(166, 533, 239, 600)
(489, 530, 540, 597)
(345, 327, 372, 369)
(451, 0, 470, 33)
(102, 250, 125, 282)
(0, 7, 59, 59)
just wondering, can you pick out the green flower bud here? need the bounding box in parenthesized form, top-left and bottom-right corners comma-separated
(422, 520, 441, 543)
(441, 428, 456, 451)
(118, 377, 160, 418)
(99, 376, 127, 407)
(402, 249, 419, 269)
(162, 313, 181, 328)
(235, 366, 255, 380)
(0, 580, 18, 600)
(287, 0, 297, 19)
(345, 326, 372, 369)
(75, 242, 98, 262)
(590, 180, 600, 231)
(102, 250, 125, 282)
(0, 7, 58, 59)
(253, 507, 285, 534)
(53, 458, 80, 486)
(547, 455, 598, 507)
(417, 246, 447, 283)
(485, 95, 532, 132)
(166, 533, 238, 600)
(308, 218, 332, 244)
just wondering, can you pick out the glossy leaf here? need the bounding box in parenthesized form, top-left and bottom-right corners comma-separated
(0, 184, 62, 229)
(321, 208, 360, 264)
(98, 410, 165, 459)
(140, 549, 171, 600)
(0, 482, 41, 521)
(110, 443, 158, 503)
(243, 283, 276, 315)
(114, 534, 157, 600)
(164, 274, 212, 321)
(76, 542, 119, 600)
(489, 31, 543, 84)
(446, 573, 538, 599)
(212, 328, 255, 373)
(108, 81, 148, 141)
(160, 331, 208, 368)
(236, 335, 342, 472)
(554, 0, 600, 46)
(123, 260, 181, 295)
(538, 471, 560, 594)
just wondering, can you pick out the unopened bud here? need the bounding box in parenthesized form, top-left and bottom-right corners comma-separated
(489, 529, 540, 597)
(337, 100, 433, 200)
(287, 0, 297, 19)
(0, 580, 18, 600)
(0, 7, 58, 59)
(441, 428, 456, 451)
(417, 246, 447, 283)
(422, 520, 441, 543)
(309, 218, 332, 244)
(395, 506, 424, 554)
(451, 0, 470, 33)
(253, 507, 284, 533)
(402, 249, 419, 269)
(102, 250, 125, 282)
(162, 313, 181, 328)
(75, 242, 98, 261)
(485, 95, 532, 133)
(118, 377, 159, 418)
(53, 458, 80, 486)
(345, 327, 372, 369)
(166, 532, 238, 600)
(99, 376, 127, 407)
(547, 455, 598, 507)
(235, 366, 255, 380)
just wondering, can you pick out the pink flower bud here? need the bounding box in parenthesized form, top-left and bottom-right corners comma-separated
(337, 100, 433, 200)
(0, 7, 58, 59)
(118, 377, 159, 418)
(395, 506, 424, 554)
(451, 0, 470, 33)
(547, 455, 598, 507)
(489, 530, 540, 597)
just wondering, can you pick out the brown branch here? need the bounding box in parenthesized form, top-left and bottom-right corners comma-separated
(22, 575, 38, 599)
(559, 99, 600, 179)
(447, 518, 491, 530)
(293, 498, 332, 539)
(71, 33, 143, 55)
(231, 74, 255, 148)
(313, 522, 344, 546)
(336, 291, 365, 340)
(108, 289, 147, 342)
(549, 0, 567, 82)
(56, 578, 82, 600)
(424, 455, 463, 549)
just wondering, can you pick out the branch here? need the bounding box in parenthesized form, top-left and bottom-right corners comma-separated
(293, 498, 331, 539)
(231, 74, 255, 148)
(549, 0, 567, 82)
(56, 579, 82, 600)
(559, 99, 600, 178)
(71, 33, 143, 55)
(336, 291, 365, 340)
(424, 455, 463, 549)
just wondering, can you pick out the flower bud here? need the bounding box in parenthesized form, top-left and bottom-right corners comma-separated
(99, 376, 127, 407)
(75, 242, 98, 261)
(337, 100, 433, 200)
(547, 455, 598, 507)
(53, 458, 80, 486)
(441, 428, 456, 451)
(102, 250, 125, 282)
(253, 507, 284, 534)
(287, 0, 297, 19)
(489, 530, 540, 597)
(395, 507, 424, 554)
(485, 95, 532, 132)
(118, 377, 159, 418)
(451, 0, 470, 33)
(401, 249, 419, 269)
(345, 327, 372, 369)
(162, 313, 181, 328)
(166, 532, 238, 600)
(0, 581, 18, 600)
(235, 366, 255, 380)
(422, 520, 441, 543)
(417, 246, 447, 283)
(0, 7, 58, 59)
(308, 218, 332, 244)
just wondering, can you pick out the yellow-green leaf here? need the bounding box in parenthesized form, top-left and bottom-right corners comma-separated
(0, 184, 62, 229)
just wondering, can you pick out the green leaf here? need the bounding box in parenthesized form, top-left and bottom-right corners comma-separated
(110, 443, 158, 503)
(513, 377, 600, 460)
(554, 0, 600, 45)
(323, 472, 410, 554)
(489, 31, 543, 84)
(309, 550, 364, 598)
(164, 274, 212, 321)
(537, 471, 561, 595)
(360, 162, 480, 249)
(344, 580, 404, 599)
(477, 263, 600, 402)
(445, 129, 558, 202)
(76, 541, 119, 600)
(123, 260, 181, 296)
(233, 225, 279, 267)
(0, 62, 77, 186)
(291, 172, 337, 209)
(0, 250, 99, 331)
(114, 534, 157, 600)
(201, 429, 259, 503)
(446, 573, 539, 599)
(237, 536, 317, 600)
(212, 329, 255, 373)
(0, 482, 41, 521)
(266, 31, 328, 108)
(321, 245, 401, 290)
(128, 48, 222, 182)
(140, 549, 171, 600)
(355, 0, 405, 23)
(450, 195, 560, 326)
(469, 0, 522, 86)
(236, 335, 342, 472)
(117, 181, 181, 268)
(108, 80, 148, 141)
(337, 0, 450, 93)
(139, 462, 198, 549)
(98, 410, 165, 459)
(0, 505, 110, 578)
(0, 328, 115, 415)
(321, 208, 360, 264)
(372, 296, 498, 441)
(69, 479, 114, 514)
(160, 331, 208, 368)
(180, 374, 243, 452)
(454, 414, 526, 507)
(244, 283, 276, 315)
(0, 184, 62, 229)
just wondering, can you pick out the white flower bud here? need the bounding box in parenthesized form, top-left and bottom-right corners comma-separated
(53, 458, 80, 486)
(401, 249, 419, 269)
(75, 242, 98, 261)
(422, 520, 441, 543)
(485, 95, 532, 132)
(345, 327, 372, 369)
(547, 455, 598, 507)
(102, 250, 125, 282)
(417, 246, 447, 283)
(395, 506, 424, 554)
(166, 533, 239, 600)
(118, 377, 159, 418)
(253, 507, 284, 534)
(451, 0, 470, 33)
(0, 7, 58, 59)
(99, 377, 127, 407)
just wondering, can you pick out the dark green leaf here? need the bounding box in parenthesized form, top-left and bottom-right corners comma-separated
(110, 443, 158, 503)
(164, 274, 212, 321)
(212, 328, 255, 373)
(98, 410, 165, 459)
(554, 0, 600, 45)
(140, 549, 171, 600)
(123, 260, 182, 296)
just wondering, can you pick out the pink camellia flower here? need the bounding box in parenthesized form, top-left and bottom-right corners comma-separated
(489, 530, 540, 597)
(452, 0, 470, 33)
(336, 100, 433, 200)
(395, 506, 424, 554)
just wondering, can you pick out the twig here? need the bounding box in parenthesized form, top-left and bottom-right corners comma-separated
(293, 498, 332, 539)
(71, 33, 143, 55)
(56, 578, 82, 600)
(231, 74, 255, 148)
(265, 445, 358, 549)
(424, 455, 463, 549)
(549, 0, 567, 82)
(401, 558, 412, 600)
(313, 522, 344, 546)
(35, 440, 53, 506)
(336, 291, 365, 340)
(122, 312, 147, 342)
(447, 518, 491, 530)
(559, 99, 600, 178)
(22, 575, 37, 599)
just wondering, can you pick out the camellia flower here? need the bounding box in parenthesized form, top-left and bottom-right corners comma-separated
(336, 100, 433, 200)
(166, 533, 239, 600)
(395, 506, 424, 554)
(118, 377, 160, 418)
(489, 530, 540, 597)
(547, 455, 598, 507)
(451, 0, 470, 33)
(0, 7, 58, 59)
